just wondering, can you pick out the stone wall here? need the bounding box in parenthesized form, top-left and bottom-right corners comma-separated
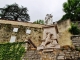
(24, 50, 41, 60)
(23, 50, 59, 60)
(0, 19, 76, 47)
(71, 35, 80, 48)
(0, 20, 44, 46)
(43, 26, 58, 39)
(23, 50, 80, 60)
(57, 19, 72, 46)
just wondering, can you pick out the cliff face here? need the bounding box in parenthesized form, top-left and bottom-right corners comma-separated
(57, 19, 72, 46)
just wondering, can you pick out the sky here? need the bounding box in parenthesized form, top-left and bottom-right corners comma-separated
(0, 0, 67, 22)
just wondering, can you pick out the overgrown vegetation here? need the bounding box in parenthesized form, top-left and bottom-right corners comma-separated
(69, 22, 80, 35)
(4, 24, 12, 32)
(0, 42, 26, 60)
(75, 47, 80, 52)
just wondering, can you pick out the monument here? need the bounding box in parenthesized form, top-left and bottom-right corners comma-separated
(37, 14, 60, 51)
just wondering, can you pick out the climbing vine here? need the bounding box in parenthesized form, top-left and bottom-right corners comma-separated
(4, 24, 12, 32)
(18, 25, 26, 33)
(0, 42, 26, 60)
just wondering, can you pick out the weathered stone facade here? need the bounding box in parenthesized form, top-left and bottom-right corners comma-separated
(57, 19, 72, 46)
(0, 19, 74, 47)
(71, 35, 80, 48)
(24, 50, 41, 60)
(23, 50, 80, 60)
(1, 19, 80, 60)
(57, 19, 80, 47)
(0, 20, 44, 46)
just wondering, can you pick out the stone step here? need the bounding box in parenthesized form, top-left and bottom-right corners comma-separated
(43, 49, 53, 52)
(57, 56, 65, 60)
(37, 46, 44, 50)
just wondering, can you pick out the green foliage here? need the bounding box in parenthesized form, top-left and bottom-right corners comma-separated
(69, 22, 80, 35)
(75, 47, 80, 51)
(0, 3, 30, 22)
(0, 42, 26, 60)
(33, 20, 44, 24)
(18, 25, 26, 33)
(61, 0, 80, 21)
(4, 24, 12, 32)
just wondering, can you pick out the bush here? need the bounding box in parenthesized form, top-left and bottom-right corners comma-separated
(75, 47, 80, 51)
(69, 22, 80, 35)
(0, 42, 26, 60)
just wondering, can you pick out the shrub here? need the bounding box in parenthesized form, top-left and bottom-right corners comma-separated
(0, 42, 26, 60)
(69, 22, 80, 35)
(75, 47, 80, 51)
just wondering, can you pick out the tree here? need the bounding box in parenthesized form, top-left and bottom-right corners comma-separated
(33, 20, 44, 24)
(61, 0, 80, 21)
(0, 3, 30, 22)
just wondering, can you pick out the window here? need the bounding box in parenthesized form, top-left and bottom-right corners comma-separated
(13, 28, 18, 32)
(10, 36, 16, 43)
(26, 29, 31, 34)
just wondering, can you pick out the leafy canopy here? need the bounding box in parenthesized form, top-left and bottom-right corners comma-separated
(61, 0, 80, 21)
(0, 3, 30, 22)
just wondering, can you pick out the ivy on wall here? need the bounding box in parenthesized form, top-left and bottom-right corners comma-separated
(69, 22, 80, 35)
(18, 25, 26, 33)
(5, 24, 12, 31)
(0, 42, 26, 60)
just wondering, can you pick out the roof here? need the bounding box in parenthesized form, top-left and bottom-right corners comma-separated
(0, 19, 44, 28)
